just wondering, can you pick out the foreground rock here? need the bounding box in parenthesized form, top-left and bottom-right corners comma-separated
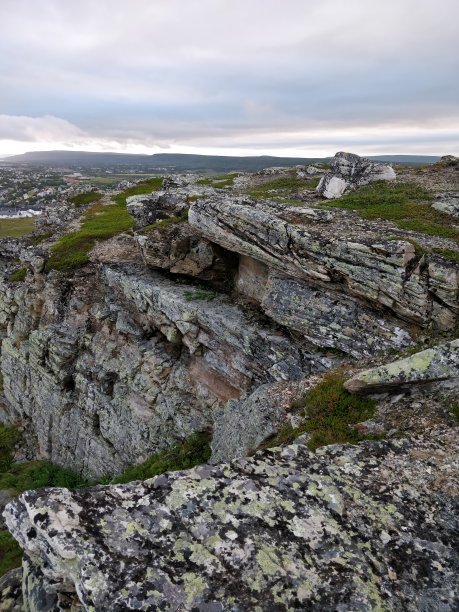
(5, 428, 459, 611)
(345, 338, 459, 393)
(316, 151, 396, 199)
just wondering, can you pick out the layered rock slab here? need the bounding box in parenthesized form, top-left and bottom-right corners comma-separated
(189, 197, 459, 329)
(5, 428, 459, 611)
(345, 338, 459, 393)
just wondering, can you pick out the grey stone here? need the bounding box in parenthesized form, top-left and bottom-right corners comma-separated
(4, 428, 459, 611)
(316, 151, 396, 199)
(345, 338, 459, 393)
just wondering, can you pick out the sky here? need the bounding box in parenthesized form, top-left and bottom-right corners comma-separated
(0, 0, 458, 158)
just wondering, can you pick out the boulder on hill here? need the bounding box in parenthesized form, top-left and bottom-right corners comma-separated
(317, 151, 396, 199)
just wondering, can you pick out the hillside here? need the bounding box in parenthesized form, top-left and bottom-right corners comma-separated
(3, 150, 440, 171)
(0, 153, 457, 610)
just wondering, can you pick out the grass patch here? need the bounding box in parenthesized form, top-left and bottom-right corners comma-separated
(30, 231, 54, 245)
(324, 182, 459, 244)
(0, 530, 22, 578)
(111, 432, 211, 484)
(69, 192, 102, 207)
(8, 268, 27, 282)
(0, 216, 35, 239)
(434, 248, 459, 264)
(184, 290, 218, 302)
(260, 370, 378, 452)
(248, 176, 320, 198)
(111, 177, 164, 205)
(143, 210, 189, 232)
(197, 173, 237, 188)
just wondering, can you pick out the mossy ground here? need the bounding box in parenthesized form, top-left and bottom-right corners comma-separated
(69, 191, 102, 207)
(248, 176, 320, 199)
(143, 209, 189, 232)
(47, 178, 163, 271)
(323, 181, 459, 247)
(197, 173, 238, 188)
(261, 370, 378, 452)
(183, 289, 218, 302)
(8, 268, 27, 282)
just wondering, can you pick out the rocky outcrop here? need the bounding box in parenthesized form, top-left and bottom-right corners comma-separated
(126, 191, 188, 230)
(316, 152, 396, 199)
(189, 196, 459, 331)
(5, 428, 459, 611)
(345, 338, 459, 394)
(135, 223, 237, 286)
(432, 192, 459, 218)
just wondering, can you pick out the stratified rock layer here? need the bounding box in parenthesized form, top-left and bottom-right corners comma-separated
(345, 338, 459, 393)
(5, 429, 459, 611)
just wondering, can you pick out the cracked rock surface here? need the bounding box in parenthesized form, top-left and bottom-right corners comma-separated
(4, 428, 459, 611)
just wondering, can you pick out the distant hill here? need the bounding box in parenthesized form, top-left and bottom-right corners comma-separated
(3, 150, 441, 171)
(3, 151, 325, 172)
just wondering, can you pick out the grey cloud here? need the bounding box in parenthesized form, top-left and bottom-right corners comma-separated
(0, 0, 458, 155)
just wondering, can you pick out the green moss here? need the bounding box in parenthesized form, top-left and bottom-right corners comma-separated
(260, 370, 378, 452)
(110, 431, 211, 484)
(30, 231, 54, 245)
(323, 182, 459, 245)
(0, 425, 20, 472)
(47, 178, 164, 271)
(197, 173, 237, 188)
(184, 290, 218, 302)
(449, 399, 459, 424)
(248, 176, 320, 198)
(434, 248, 459, 264)
(69, 191, 102, 207)
(0, 530, 22, 577)
(143, 209, 189, 232)
(111, 177, 164, 205)
(8, 268, 27, 282)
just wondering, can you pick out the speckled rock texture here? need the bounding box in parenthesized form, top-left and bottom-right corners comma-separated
(316, 151, 396, 199)
(4, 428, 459, 611)
(345, 338, 459, 393)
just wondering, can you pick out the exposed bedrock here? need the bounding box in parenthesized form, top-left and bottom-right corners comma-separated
(316, 151, 396, 199)
(4, 428, 459, 611)
(0, 260, 332, 477)
(188, 197, 459, 330)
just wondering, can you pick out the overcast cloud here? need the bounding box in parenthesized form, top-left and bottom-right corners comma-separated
(0, 0, 458, 156)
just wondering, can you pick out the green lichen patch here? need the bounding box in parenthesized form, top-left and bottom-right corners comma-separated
(248, 176, 320, 199)
(197, 173, 238, 189)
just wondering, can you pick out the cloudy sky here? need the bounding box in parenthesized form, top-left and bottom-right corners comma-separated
(0, 0, 458, 157)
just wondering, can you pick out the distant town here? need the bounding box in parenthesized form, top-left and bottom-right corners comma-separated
(0, 162, 158, 217)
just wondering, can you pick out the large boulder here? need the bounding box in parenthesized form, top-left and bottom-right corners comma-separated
(4, 428, 459, 610)
(345, 338, 459, 393)
(317, 152, 396, 199)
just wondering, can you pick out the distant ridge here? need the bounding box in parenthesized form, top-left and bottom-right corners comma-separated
(3, 150, 440, 171)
